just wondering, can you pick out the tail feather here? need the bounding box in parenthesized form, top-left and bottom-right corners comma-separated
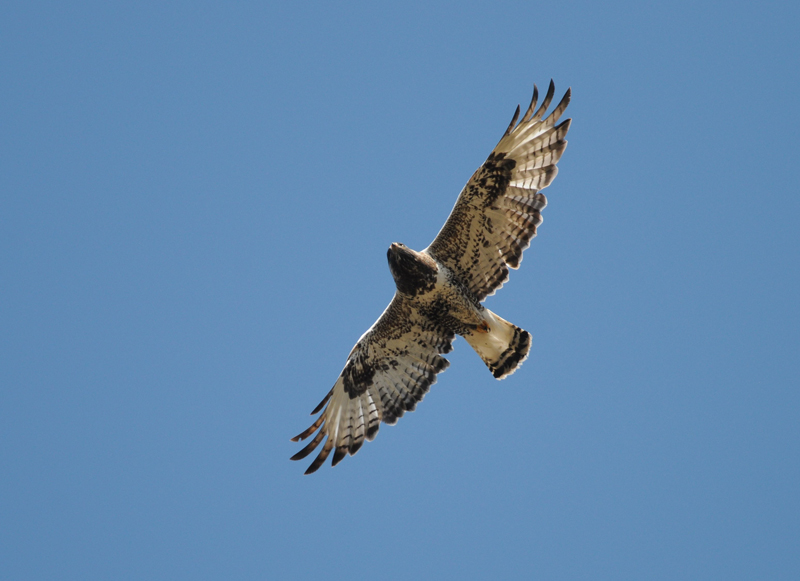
(464, 309, 531, 379)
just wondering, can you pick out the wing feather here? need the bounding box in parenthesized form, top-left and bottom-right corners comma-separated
(426, 81, 571, 300)
(291, 294, 454, 474)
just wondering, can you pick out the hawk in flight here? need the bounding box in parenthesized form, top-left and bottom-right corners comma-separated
(292, 81, 571, 473)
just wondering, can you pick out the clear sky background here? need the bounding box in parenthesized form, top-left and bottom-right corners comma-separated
(2, 1, 798, 579)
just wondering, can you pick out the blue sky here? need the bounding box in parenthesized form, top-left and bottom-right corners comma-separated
(2, 1, 798, 579)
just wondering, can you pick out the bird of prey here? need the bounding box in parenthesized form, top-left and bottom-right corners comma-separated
(291, 81, 571, 474)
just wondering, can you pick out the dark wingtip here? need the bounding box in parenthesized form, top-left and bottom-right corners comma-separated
(331, 446, 347, 467)
(544, 80, 555, 104)
(290, 445, 314, 462)
(366, 423, 380, 441)
(291, 414, 324, 442)
(557, 87, 571, 112)
(520, 84, 539, 124)
(290, 449, 309, 461)
(310, 389, 333, 415)
(530, 80, 556, 121)
(504, 104, 521, 136)
(290, 428, 325, 460)
(304, 440, 333, 474)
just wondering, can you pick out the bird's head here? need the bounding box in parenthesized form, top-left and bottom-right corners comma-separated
(387, 243, 437, 296)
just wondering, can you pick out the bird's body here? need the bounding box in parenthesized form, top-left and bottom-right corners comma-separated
(292, 81, 571, 473)
(389, 243, 530, 378)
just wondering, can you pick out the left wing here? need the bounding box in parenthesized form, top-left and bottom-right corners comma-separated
(426, 81, 571, 301)
(291, 294, 454, 474)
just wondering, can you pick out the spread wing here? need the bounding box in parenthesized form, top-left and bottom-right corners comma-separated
(426, 80, 571, 301)
(290, 294, 454, 474)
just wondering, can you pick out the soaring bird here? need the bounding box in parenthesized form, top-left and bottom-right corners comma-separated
(292, 81, 571, 473)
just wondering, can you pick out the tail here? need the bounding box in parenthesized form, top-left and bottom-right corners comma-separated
(464, 309, 531, 379)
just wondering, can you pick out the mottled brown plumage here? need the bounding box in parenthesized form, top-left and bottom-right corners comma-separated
(292, 81, 571, 474)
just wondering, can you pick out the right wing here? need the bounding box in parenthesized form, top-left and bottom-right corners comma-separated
(291, 294, 454, 474)
(426, 81, 571, 301)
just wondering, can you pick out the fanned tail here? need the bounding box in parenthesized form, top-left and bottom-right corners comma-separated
(463, 309, 531, 379)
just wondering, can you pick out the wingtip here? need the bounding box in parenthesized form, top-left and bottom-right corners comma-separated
(530, 80, 556, 121)
(291, 414, 324, 442)
(520, 84, 539, 124)
(310, 388, 333, 415)
(545, 79, 555, 101)
(504, 104, 521, 136)
(303, 440, 333, 474)
(560, 86, 572, 108)
(291, 426, 326, 460)
(331, 446, 347, 467)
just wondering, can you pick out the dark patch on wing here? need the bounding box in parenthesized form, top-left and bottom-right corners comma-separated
(342, 348, 376, 398)
(480, 153, 517, 205)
